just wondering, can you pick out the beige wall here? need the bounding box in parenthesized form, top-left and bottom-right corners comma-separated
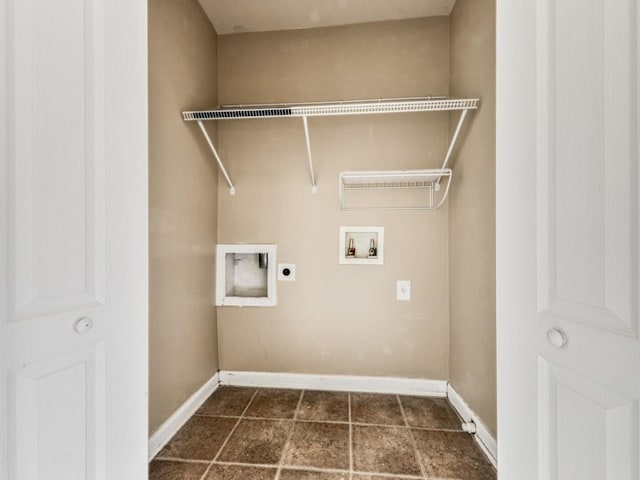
(448, 0, 497, 435)
(216, 18, 452, 379)
(148, 0, 220, 434)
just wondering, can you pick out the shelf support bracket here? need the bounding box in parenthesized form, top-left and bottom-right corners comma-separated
(197, 120, 235, 195)
(436, 108, 469, 190)
(302, 116, 318, 193)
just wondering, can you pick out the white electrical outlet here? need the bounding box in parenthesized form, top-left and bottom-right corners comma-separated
(397, 280, 411, 301)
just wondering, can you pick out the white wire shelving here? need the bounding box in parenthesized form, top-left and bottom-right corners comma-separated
(182, 96, 479, 206)
(340, 169, 453, 210)
(183, 97, 478, 121)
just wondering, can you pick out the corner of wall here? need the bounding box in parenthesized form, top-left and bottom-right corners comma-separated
(447, 0, 497, 437)
(148, 0, 221, 436)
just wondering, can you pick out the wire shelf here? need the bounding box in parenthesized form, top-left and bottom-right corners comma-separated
(340, 169, 453, 210)
(183, 96, 479, 200)
(341, 169, 450, 186)
(183, 97, 479, 121)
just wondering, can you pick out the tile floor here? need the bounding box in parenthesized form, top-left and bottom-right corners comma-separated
(150, 387, 496, 480)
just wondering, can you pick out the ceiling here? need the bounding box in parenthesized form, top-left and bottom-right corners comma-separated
(198, 0, 456, 35)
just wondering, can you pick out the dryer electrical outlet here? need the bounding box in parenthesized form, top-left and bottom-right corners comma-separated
(278, 263, 296, 281)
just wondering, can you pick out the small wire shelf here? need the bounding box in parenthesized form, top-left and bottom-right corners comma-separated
(340, 169, 453, 210)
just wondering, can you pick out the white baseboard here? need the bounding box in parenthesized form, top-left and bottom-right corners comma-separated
(148, 372, 220, 461)
(219, 370, 447, 397)
(447, 384, 497, 467)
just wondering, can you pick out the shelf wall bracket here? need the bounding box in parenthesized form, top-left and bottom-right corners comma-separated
(302, 116, 318, 194)
(197, 120, 235, 195)
(436, 108, 470, 190)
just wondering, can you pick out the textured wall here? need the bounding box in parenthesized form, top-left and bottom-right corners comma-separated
(448, 0, 497, 435)
(216, 18, 452, 380)
(148, 0, 220, 434)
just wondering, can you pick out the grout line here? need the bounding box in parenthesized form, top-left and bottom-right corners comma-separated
(198, 461, 215, 480)
(153, 457, 210, 464)
(348, 392, 353, 480)
(153, 457, 425, 480)
(195, 415, 463, 432)
(213, 461, 423, 479)
(294, 391, 304, 421)
(240, 463, 348, 474)
(213, 460, 281, 469)
(212, 389, 260, 463)
(197, 413, 291, 421)
(273, 390, 305, 480)
(397, 395, 428, 480)
(396, 395, 409, 429)
(241, 388, 261, 419)
(405, 426, 464, 433)
(198, 390, 260, 480)
(213, 460, 347, 474)
(353, 470, 425, 480)
(351, 420, 408, 428)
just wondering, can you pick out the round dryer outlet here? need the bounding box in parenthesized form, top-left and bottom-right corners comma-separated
(277, 263, 296, 281)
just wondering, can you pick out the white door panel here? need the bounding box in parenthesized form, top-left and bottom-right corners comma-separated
(1, 0, 148, 478)
(6, 0, 106, 478)
(536, 0, 638, 336)
(7, 308, 104, 367)
(11, 0, 104, 320)
(498, 0, 640, 478)
(12, 345, 105, 480)
(538, 358, 638, 480)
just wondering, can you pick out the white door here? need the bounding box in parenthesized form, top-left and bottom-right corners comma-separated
(0, 1, 148, 479)
(497, 0, 639, 478)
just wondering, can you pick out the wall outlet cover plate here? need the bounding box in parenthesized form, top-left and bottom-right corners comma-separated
(278, 263, 296, 281)
(397, 280, 411, 301)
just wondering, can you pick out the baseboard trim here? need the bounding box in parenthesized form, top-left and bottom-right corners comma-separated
(219, 370, 447, 397)
(447, 384, 497, 467)
(148, 372, 220, 461)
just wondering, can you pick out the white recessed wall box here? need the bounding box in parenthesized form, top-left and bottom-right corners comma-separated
(216, 244, 277, 307)
(339, 226, 384, 265)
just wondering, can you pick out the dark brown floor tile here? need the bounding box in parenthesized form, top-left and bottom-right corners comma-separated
(217, 418, 293, 465)
(197, 387, 257, 417)
(149, 459, 208, 480)
(350, 393, 404, 426)
(245, 389, 302, 419)
(282, 422, 349, 470)
(413, 430, 496, 480)
(400, 395, 462, 430)
(280, 470, 348, 480)
(158, 416, 237, 461)
(297, 391, 349, 422)
(204, 464, 276, 480)
(352, 425, 421, 476)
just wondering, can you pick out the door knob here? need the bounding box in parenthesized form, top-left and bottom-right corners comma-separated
(74, 317, 93, 334)
(546, 328, 567, 348)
